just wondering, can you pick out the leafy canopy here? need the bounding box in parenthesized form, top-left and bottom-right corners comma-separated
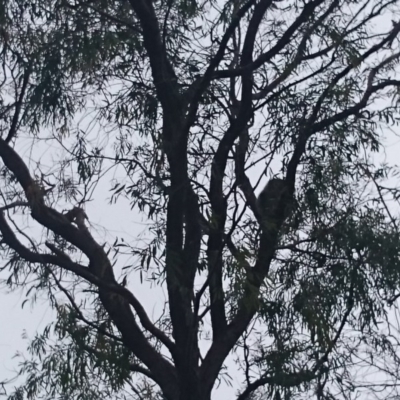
(1, 0, 400, 400)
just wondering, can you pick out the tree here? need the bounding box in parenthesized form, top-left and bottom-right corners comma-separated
(1, 0, 400, 399)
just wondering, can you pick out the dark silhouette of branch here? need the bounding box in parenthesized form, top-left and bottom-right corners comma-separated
(0, 201, 29, 211)
(184, 0, 263, 129)
(5, 65, 31, 143)
(127, 0, 181, 117)
(253, 0, 340, 101)
(235, 266, 356, 400)
(200, 23, 400, 396)
(236, 370, 317, 400)
(287, 45, 400, 184)
(211, 0, 328, 81)
(78, 340, 156, 382)
(205, 0, 277, 346)
(47, 266, 125, 344)
(127, 2, 200, 383)
(0, 138, 179, 399)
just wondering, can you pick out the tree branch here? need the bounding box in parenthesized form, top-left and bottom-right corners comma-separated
(211, 0, 328, 80)
(5, 64, 31, 143)
(206, 0, 276, 344)
(127, 0, 181, 117)
(201, 0, 287, 390)
(236, 370, 317, 400)
(235, 266, 356, 400)
(0, 201, 29, 211)
(253, 0, 340, 101)
(79, 341, 156, 383)
(184, 0, 262, 130)
(47, 266, 125, 344)
(287, 45, 400, 184)
(0, 139, 179, 399)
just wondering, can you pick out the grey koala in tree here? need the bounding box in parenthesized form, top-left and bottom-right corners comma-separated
(256, 178, 294, 227)
(64, 207, 88, 230)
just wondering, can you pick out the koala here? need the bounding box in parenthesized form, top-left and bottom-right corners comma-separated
(256, 178, 293, 228)
(64, 207, 88, 229)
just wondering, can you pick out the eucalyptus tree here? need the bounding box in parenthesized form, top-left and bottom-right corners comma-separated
(1, 0, 400, 400)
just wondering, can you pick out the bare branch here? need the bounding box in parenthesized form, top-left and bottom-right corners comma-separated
(127, 0, 181, 114)
(253, 0, 340, 101)
(184, 0, 262, 129)
(4, 64, 31, 143)
(45, 241, 177, 355)
(47, 267, 125, 344)
(212, 0, 328, 80)
(0, 201, 29, 211)
(286, 28, 400, 184)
